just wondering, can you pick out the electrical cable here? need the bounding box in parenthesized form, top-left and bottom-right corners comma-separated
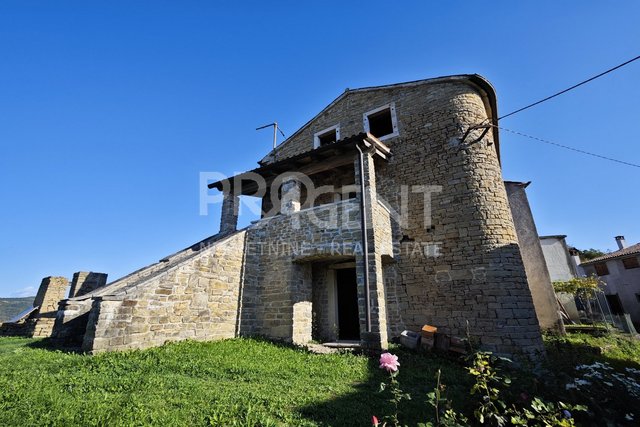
(493, 124, 640, 169)
(499, 55, 640, 120)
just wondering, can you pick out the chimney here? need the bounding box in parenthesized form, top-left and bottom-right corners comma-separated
(568, 249, 585, 277)
(615, 235, 627, 250)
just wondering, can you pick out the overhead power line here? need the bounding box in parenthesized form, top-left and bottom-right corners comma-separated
(499, 54, 640, 120)
(493, 124, 640, 169)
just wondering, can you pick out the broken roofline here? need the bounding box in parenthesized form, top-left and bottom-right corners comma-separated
(208, 133, 391, 195)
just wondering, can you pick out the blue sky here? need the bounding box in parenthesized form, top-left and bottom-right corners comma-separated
(0, 1, 638, 297)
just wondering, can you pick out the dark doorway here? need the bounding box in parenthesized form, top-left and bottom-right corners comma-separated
(606, 294, 625, 315)
(336, 268, 360, 340)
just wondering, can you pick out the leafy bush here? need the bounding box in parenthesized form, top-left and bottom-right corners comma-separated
(552, 276, 603, 299)
(377, 351, 586, 427)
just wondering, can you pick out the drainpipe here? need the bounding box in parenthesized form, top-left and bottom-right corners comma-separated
(355, 144, 372, 333)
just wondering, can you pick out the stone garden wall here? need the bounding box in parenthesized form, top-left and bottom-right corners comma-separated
(82, 231, 247, 352)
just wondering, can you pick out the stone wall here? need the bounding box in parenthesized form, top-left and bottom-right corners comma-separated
(31, 276, 69, 338)
(505, 182, 564, 332)
(52, 234, 227, 345)
(0, 276, 68, 338)
(69, 272, 108, 298)
(82, 231, 247, 352)
(241, 199, 363, 341)
(311, 262, 333, 341)
(258, 78, 544, 357)
(0, 321, 33, 336)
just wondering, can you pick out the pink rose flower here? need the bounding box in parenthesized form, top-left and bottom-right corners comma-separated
(379, 352, 400, 372)
(372, 415, 379, 426)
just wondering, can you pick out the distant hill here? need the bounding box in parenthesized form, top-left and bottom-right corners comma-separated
(0, 297, 34, 323)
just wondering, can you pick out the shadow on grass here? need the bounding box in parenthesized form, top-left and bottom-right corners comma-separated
(544, 332, 640, 371)
(25, 337, 84, 354)
(542, 332, 640, 426)
(296, 347, 472, 427)
(297, 334, 640, 426)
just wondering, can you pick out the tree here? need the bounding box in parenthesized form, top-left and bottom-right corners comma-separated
(577, 248, 606, 261)
(553, 276, 604, 299)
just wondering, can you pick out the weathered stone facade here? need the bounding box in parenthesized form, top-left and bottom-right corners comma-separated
(31, 276, 69, 337)
(0, 276, 69, 338)
(81, 231, 246, 352)
(69, 272, 108, 298)
(252, 76, 546, 356)
(41, 74, 553, 358)
(505, 182, 564, 332)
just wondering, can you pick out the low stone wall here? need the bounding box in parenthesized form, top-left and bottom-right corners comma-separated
(0, 321, 33, 336)
(51, 299, 93, 346)
(82, 231, 247, 352)
(52, 234, 226, 345)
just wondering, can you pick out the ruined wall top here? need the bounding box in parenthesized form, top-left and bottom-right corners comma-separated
(69, 271, 108, 298)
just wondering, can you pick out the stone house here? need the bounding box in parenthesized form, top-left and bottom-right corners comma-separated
(581, 236, 640, 328)
(44, 74, 560, 357)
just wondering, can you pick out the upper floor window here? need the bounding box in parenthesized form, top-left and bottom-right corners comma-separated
(594, 262, 609, 276)
(363, 102, 399, 140)
(313, 124, 340, 149)
(622, 257, 639, 270)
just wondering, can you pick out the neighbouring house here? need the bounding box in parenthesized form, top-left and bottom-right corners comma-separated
(5, 75, 562, 358)
(581, 236, 640, 328)
(540, 235, 583, 282)
(539, 235, 583, 322)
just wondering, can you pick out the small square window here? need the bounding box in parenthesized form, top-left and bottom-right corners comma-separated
(594, 262, 609, 276)
(318, 131, 337, 146)
(622, 257, 639, 269)
(363, 102, 399, 140)
(313, 125, 340, 148)
(368, 109, 394, 136)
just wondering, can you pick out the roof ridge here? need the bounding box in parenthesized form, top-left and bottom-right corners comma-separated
(259, 74, 495, 164)
(580, 242, 640, 265)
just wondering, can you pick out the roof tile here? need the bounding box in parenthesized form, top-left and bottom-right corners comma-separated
(580, 242, 640, 265)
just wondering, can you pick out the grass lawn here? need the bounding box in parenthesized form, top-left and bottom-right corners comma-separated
(0, 337, 470, 426)
(0, 332, 638, 426)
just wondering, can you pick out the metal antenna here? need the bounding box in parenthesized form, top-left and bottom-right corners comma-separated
(256, 122, 286, 151)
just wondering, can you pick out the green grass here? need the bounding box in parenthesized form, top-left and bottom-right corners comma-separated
(0, 337, 469, 426)
(545, 330, 640, 367)
(0, 332, 638, 426)
(543, 331, 640, 425)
